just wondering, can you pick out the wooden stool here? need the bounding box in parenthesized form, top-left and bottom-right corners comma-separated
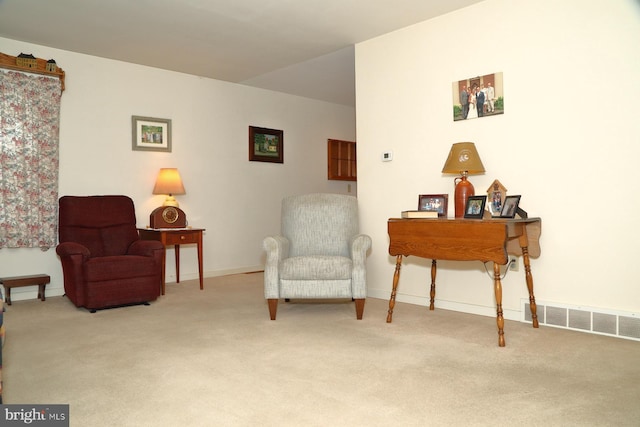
(0, 274, 50, 305)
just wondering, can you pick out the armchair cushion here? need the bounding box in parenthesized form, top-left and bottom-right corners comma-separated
(280, 256, 352, 280)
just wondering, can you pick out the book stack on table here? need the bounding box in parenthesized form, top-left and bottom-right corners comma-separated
(401, 210, 438, 219)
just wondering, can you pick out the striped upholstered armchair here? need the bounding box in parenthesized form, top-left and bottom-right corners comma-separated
(263, 193, 371, 320)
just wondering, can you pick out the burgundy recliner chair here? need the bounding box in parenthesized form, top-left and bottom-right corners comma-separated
(56, 195, 164, 312)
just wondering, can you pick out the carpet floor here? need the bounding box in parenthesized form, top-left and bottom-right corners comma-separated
(3, 272, 640, 426)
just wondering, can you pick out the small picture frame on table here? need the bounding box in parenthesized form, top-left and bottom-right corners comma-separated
(464, 195, 486, 219)
(418, 194, 448, 218)
(500, 195, 521, 218)
(487, 179, 508, 217)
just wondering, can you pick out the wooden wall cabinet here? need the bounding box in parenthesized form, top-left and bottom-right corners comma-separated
(328, 139, 356, 181)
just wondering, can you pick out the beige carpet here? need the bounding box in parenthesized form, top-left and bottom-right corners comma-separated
(3, 272, 640, 426)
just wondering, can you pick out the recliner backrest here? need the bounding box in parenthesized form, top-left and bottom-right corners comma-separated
(58, 195, 140, 257)
(281, 193, 359, 258)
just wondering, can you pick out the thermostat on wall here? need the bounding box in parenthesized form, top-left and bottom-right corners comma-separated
(381, 151, 393, 162)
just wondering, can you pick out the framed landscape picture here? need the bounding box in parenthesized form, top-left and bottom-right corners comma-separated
(249, 126, 283, 163)
(132, 116, 171, 152)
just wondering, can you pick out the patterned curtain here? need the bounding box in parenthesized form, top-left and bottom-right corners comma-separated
(0, 70, 61, 249)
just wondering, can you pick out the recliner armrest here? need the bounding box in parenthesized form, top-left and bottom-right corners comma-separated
(350, 234, 372, 260)
(263, 235, 290, 299)
(263, 235, 290, 262)
(350, 234, 372, 299)
(56, 242, 90, 260)
(128, 240, 164, 258)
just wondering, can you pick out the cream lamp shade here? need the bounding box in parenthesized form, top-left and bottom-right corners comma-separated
(152, 168, 186, 207)
(442, 142, 485, 218)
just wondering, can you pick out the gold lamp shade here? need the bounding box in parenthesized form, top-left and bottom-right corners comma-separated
(442, 142, 485, 175)
(152, 168, 186, 207)
(442, 143, 485, 218)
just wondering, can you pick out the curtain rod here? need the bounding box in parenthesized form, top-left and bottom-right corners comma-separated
(0, 52, 65, 91)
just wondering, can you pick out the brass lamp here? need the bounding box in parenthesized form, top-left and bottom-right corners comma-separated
(152, 168, 186, 207)
(442, 142, 485, 218)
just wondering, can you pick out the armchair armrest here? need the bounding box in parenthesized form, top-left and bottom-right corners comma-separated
(55, 242, 91, 306)
(129, 240, 164, 268)
(262, 235, 290, 299)
(128, 240, 164, 257)
(56, 242, 90, 260)
(350, 234, 372, 299)
(350, 234, 372, 259)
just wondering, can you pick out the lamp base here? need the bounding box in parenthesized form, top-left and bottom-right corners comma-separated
(454, 176, 475, 218)
(163, 195, 179, 207)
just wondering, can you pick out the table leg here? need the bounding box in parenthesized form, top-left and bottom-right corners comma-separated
(161, 247, 166, 295)
(494, 262, 506, 347)
(386, 255, 403, 323)
(522, 245, 539, 328)
(197, 233, 204, 290)
(518, 226, 539, 328)
(429, 259, 437, 310)
(175, 244, 180, 283)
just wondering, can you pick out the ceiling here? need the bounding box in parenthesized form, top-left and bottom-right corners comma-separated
(0, 0, 485, 106)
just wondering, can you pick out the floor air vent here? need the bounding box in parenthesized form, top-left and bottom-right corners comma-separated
(521, 300, 640, 341)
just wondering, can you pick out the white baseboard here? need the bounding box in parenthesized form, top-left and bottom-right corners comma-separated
(367, 288, 521, 321)
(167, 265, 264, 282)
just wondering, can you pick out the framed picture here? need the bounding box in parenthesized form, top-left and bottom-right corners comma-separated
(487, 179, 508, 217)
(500, 195, 521, 218)
(132, 116, 172, 152)
(249, 126, 283, 163)
(418, 194, 448, 218)
(464, 195, 486, 219)
(452, 72, 504, 121)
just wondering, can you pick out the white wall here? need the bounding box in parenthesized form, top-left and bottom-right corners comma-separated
(3, 0, 640, 319)
(0, 37, 356, 301)
(356, 0, 640, 319)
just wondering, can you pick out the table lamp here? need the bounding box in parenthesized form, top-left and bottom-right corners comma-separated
(152, 168, 186, 207)
(442, 142, 485, 218)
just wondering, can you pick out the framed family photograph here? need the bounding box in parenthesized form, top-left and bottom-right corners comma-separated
(464, 195, 486, 219)
(500, 195, 521, 218)
(132, 116, 172, 152)
(418, 194, 448, 218)
(452, 72, 504, 121)
(487, 179, 508, 217)
(249, 126, 283, 163)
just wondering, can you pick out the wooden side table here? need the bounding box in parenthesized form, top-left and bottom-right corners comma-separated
(386, 218, 542, 347)
(138, 228, 205, 295)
